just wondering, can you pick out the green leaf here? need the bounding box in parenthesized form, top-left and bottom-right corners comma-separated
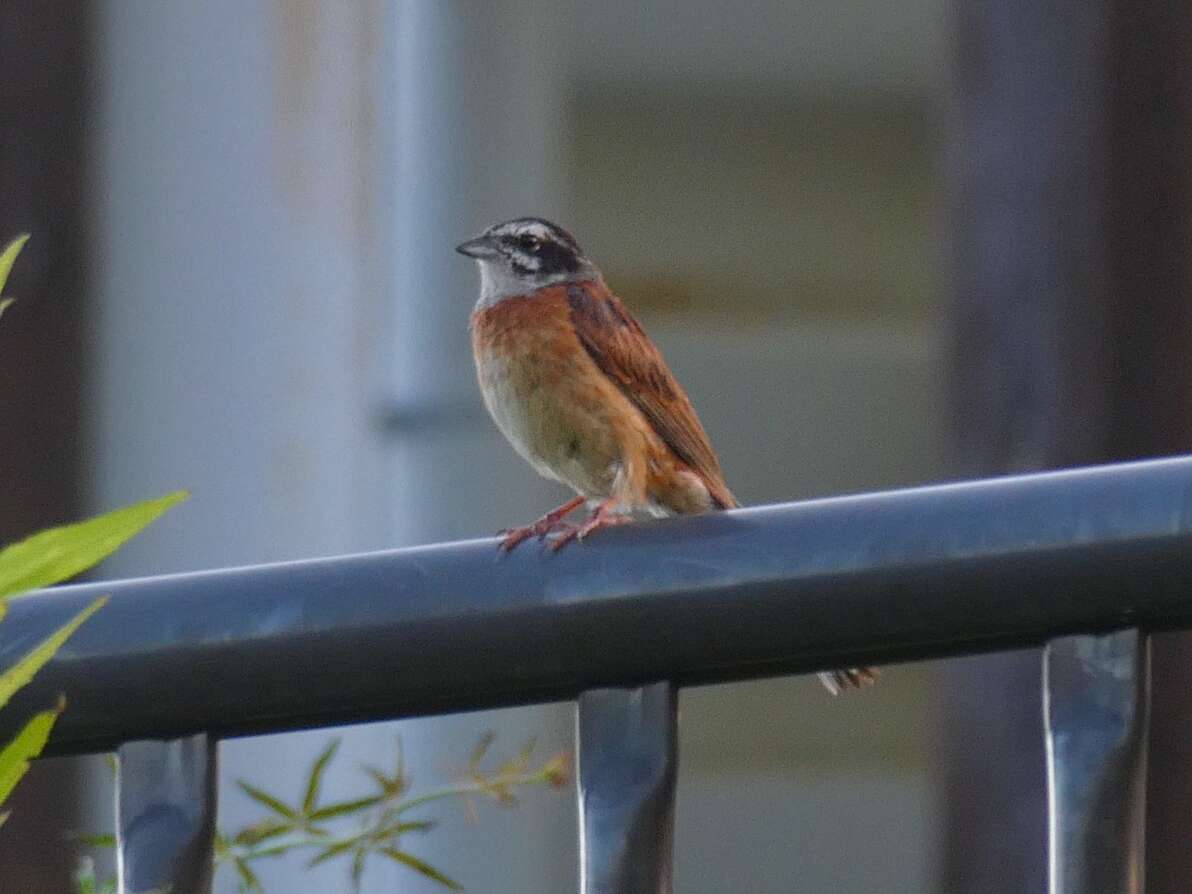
(233, 856, 262, 893)
(237, 780, 297, 819)
(0, 697, 64, 806)
(74, 833, 116, 848)
(512, 736, 536, 772)
(0, 596, 106, 712)
(468, 730, 495, 771)
(303, 738, 339, 813)
(306, 838, 357, 868)
(74, 856, 98, 894)
(371, 817, 436, 846)
(350, 848, 366, 889)
(307, 794, 383, 821)
(233, 818, 292, 846)
(378, 818, 435, 837)
(244, 842, 294, 859)
(0, 234, 29, 297)
(363, 765, 393, 793)
(0, 491, 188, 600)
(0, 298, 14, 321)
(380, 848, 462, 890)
(392, 735, 405, 787)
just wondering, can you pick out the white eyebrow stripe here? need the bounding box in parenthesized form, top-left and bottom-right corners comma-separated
(497, 221, 553, 242)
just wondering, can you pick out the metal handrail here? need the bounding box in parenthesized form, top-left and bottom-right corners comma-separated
(6, 454, 1187, 893)
(0, 455, 1187, 762)
(3, 454, 1192, 758)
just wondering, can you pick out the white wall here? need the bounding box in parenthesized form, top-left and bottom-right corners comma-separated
(91, 2, 574, 892)
(90, 2, 945, 892)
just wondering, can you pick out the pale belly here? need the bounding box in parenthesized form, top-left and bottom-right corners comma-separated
(474, 348, 622, 499)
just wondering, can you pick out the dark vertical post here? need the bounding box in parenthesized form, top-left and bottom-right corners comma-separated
(0, 2, 89, 536)
(577, 683, 678, 894)
(1044, 630, 1150, 894)
(946, 0, 1192, 890)
(0, 2, 90, 892)
(117, 736, 218, 894)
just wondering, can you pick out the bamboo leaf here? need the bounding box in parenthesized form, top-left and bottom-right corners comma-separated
(393, 735, 405, 787)
(233, 818, 292, 846)
(362, 765, 393, 794)
(350, 847, 366, 889)
(245, 842, 293, 859)
(0, 491, 188, 600)
(307, 794, 383, 821)
(0, 697, 64, 806)
(303, 738, 339, 813)
(306, 838, 356, 868)
(468, 730, 495, 771)
(0, 234, 29, 297)
(74, 833, 117, 848)
(514, 736, 537, 772)
(374, 818, 435, 841)
(74, 856, 99, 894)
(233, 857, 262, 892)
(237, 780, 297, 819)
(380, 848, 463, 890)
(0, 597, 106, 712)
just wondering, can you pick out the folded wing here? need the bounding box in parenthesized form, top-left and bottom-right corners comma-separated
(566, 282, 737, 509)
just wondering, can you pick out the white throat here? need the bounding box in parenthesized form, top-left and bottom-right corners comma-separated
(474, 259, 596, 309)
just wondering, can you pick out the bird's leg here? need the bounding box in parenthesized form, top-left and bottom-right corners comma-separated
(498, 495, 586, 552)
(548, 498, 632, 552)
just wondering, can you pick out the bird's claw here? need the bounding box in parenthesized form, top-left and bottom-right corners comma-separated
(497, 526, 535, 552)
(497, 518, 577, 553)
(546, 511, 630, 552)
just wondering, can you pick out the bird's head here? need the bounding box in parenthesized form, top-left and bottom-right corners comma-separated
(456, 217, 598, 305)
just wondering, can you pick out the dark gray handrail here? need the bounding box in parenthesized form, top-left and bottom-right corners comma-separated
(4, 454, 1192, 757)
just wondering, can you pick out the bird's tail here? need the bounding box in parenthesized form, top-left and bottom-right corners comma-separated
(708, 480, 737, 510)
(707, 488, 875, 697)
(818, 666, 879, 696)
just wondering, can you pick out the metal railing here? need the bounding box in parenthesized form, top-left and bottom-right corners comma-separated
(5, 454, 1190, 893)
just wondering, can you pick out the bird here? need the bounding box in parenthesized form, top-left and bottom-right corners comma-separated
(458, 217, 877, 695)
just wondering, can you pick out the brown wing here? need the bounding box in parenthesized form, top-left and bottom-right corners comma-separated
(566, 282, 737, 509)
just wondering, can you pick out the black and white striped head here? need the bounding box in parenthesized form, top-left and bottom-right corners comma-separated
(456, 217, 598, 305)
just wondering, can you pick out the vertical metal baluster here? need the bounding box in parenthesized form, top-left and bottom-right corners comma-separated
(578, 682, 678, 894)
(117, 734, 218, 894)
(1044, 628, 1150, 894)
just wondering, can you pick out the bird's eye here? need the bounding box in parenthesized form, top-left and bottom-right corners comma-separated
(518, 234, 540, 251)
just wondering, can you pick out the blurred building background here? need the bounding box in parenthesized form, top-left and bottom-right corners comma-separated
(1, 1, 1189, 893)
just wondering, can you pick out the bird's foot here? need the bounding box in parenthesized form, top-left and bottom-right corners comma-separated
(547, 500, 631, 552)
(497, 496, 585, 552)
(818, 666, 880, 696)
(499, 520, 579, 552)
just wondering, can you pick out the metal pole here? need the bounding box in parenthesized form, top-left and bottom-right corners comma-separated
(578, 683, 678, 894)
(1044, 629, 1150, 894)
(116, 735, 217, 894)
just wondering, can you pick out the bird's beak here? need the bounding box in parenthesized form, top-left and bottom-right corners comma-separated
(455, 235, 500, 259)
